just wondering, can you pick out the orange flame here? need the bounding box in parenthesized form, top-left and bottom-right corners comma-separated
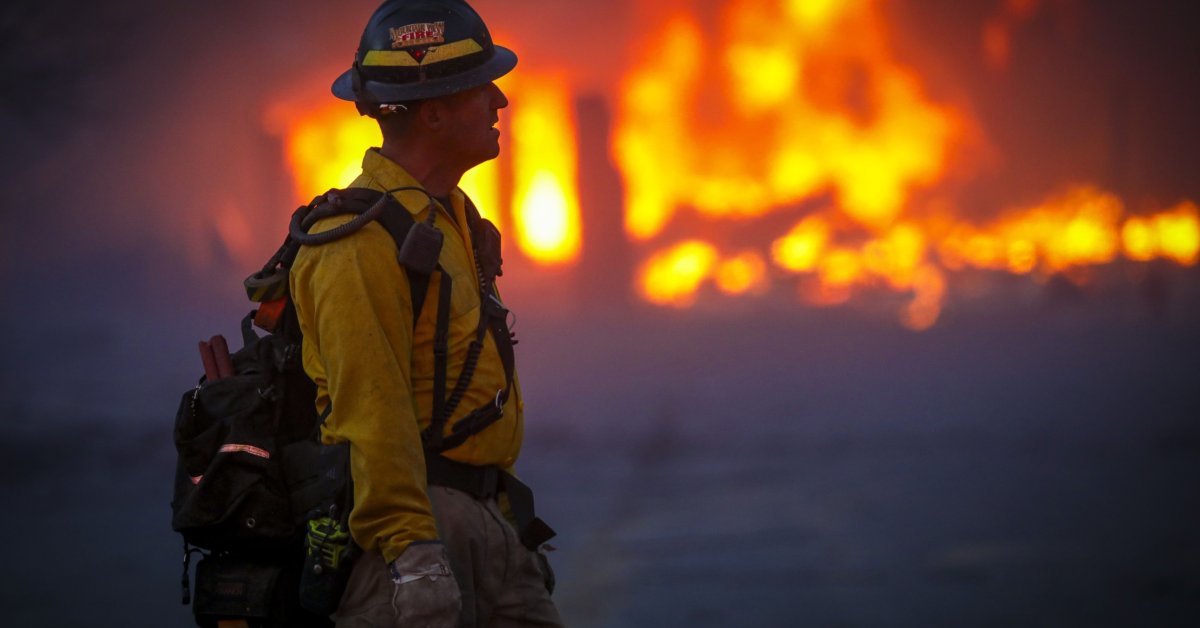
(614, 0, 960, 238)
(1121, 201, 1200, 266)
(639, 241, 720, 307)
(638, 184, 1197, 330)
(619, 0, 1197, 330)
(267, 100, 381, 202)
(269, 76, 580, 266)
(939, 186, 1123, 274)
(458, 158, 501, 224)
(268, 99, 503, 219)
(263, 1, 1197, 330)
(510, 76, 583, 265)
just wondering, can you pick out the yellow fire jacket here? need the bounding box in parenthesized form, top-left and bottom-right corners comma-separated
(289, 148, 524, 563)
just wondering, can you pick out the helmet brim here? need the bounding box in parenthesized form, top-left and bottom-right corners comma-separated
(331, 45, 517, 103)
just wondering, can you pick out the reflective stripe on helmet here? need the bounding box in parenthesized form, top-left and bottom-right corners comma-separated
(363, 38, 484, 67)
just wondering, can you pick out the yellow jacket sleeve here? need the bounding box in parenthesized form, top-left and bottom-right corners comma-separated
(290, 219, 438, 563)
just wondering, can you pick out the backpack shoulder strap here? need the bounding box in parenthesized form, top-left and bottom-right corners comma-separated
(367, 191, 433, 325)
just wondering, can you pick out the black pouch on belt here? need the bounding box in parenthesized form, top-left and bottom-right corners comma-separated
(193, 553, 290, 626)
(499, 473, 556, 551)
(193, 552, 332, 627)
(283, 440, 360, 616)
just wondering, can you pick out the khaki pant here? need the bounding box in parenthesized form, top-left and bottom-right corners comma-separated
(334, 486, 564, 628)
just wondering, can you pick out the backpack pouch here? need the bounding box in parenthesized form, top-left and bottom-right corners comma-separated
(172, 371, 297, 550)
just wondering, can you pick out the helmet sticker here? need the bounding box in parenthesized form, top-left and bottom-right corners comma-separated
(390, 22, 446, 49)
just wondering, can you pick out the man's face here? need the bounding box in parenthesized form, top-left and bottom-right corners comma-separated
(436, 81, 509, 173)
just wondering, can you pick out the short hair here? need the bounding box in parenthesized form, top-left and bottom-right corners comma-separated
(375, 101, 423, 140)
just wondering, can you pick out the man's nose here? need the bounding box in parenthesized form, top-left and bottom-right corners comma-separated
(489, 82, 509, 109)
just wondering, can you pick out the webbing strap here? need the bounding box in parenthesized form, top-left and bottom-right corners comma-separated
(372, 193, 433, 326)
(425, 265, 453, 452)
(418, 195, 517, 454)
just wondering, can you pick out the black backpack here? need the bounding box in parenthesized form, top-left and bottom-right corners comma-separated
(170, 187, 510, 626)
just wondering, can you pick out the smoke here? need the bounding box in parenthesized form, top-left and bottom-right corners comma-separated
(0, 0, 372, 427)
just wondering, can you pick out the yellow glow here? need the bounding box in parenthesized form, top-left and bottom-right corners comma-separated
(1121, 217, 1156, 262)
(725, 44, 799, 113)
(771, 216, 831, 272)
(511, 76, 583, 265)
(1119, 203, 1199, 265)
(638, 241, 720, 307)
(615, 15, 701, 240)
(786, 0, 859, 29)
(1006, 240, 1037, 274)
(934, 186, 1131, 277)
(861, 223, 926, 289)
(819, 248, 863, 287)
(267, 78, 583, 269)
(1153, 201, 1200, 265)
(459, 159, 501, 224)
(268, 100, 380, 203)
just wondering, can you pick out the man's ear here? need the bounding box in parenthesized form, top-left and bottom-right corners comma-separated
(419, 99, 444, 131)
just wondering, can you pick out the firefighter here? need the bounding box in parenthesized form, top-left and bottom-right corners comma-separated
(288, 0, 563, 626)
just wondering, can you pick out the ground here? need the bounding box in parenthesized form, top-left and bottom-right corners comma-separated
(1, 296, 1198, 627)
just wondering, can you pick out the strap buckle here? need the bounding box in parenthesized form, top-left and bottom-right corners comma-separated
(485, 293, 509, 318)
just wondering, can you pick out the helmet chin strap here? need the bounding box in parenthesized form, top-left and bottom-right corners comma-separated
(351, 62, 378, 117)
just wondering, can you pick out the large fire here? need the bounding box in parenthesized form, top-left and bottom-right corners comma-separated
(618, 0, 1198, 329)
(265, 0, 1198, 330)
(615, 0, 960, 237)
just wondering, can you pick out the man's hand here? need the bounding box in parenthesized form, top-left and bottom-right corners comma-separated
(389, 542, 461, 626)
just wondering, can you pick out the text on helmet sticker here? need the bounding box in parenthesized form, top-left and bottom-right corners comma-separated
(390, 22, 446, 49)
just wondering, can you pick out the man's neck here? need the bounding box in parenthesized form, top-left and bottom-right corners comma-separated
(378, 141, 461, 197)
